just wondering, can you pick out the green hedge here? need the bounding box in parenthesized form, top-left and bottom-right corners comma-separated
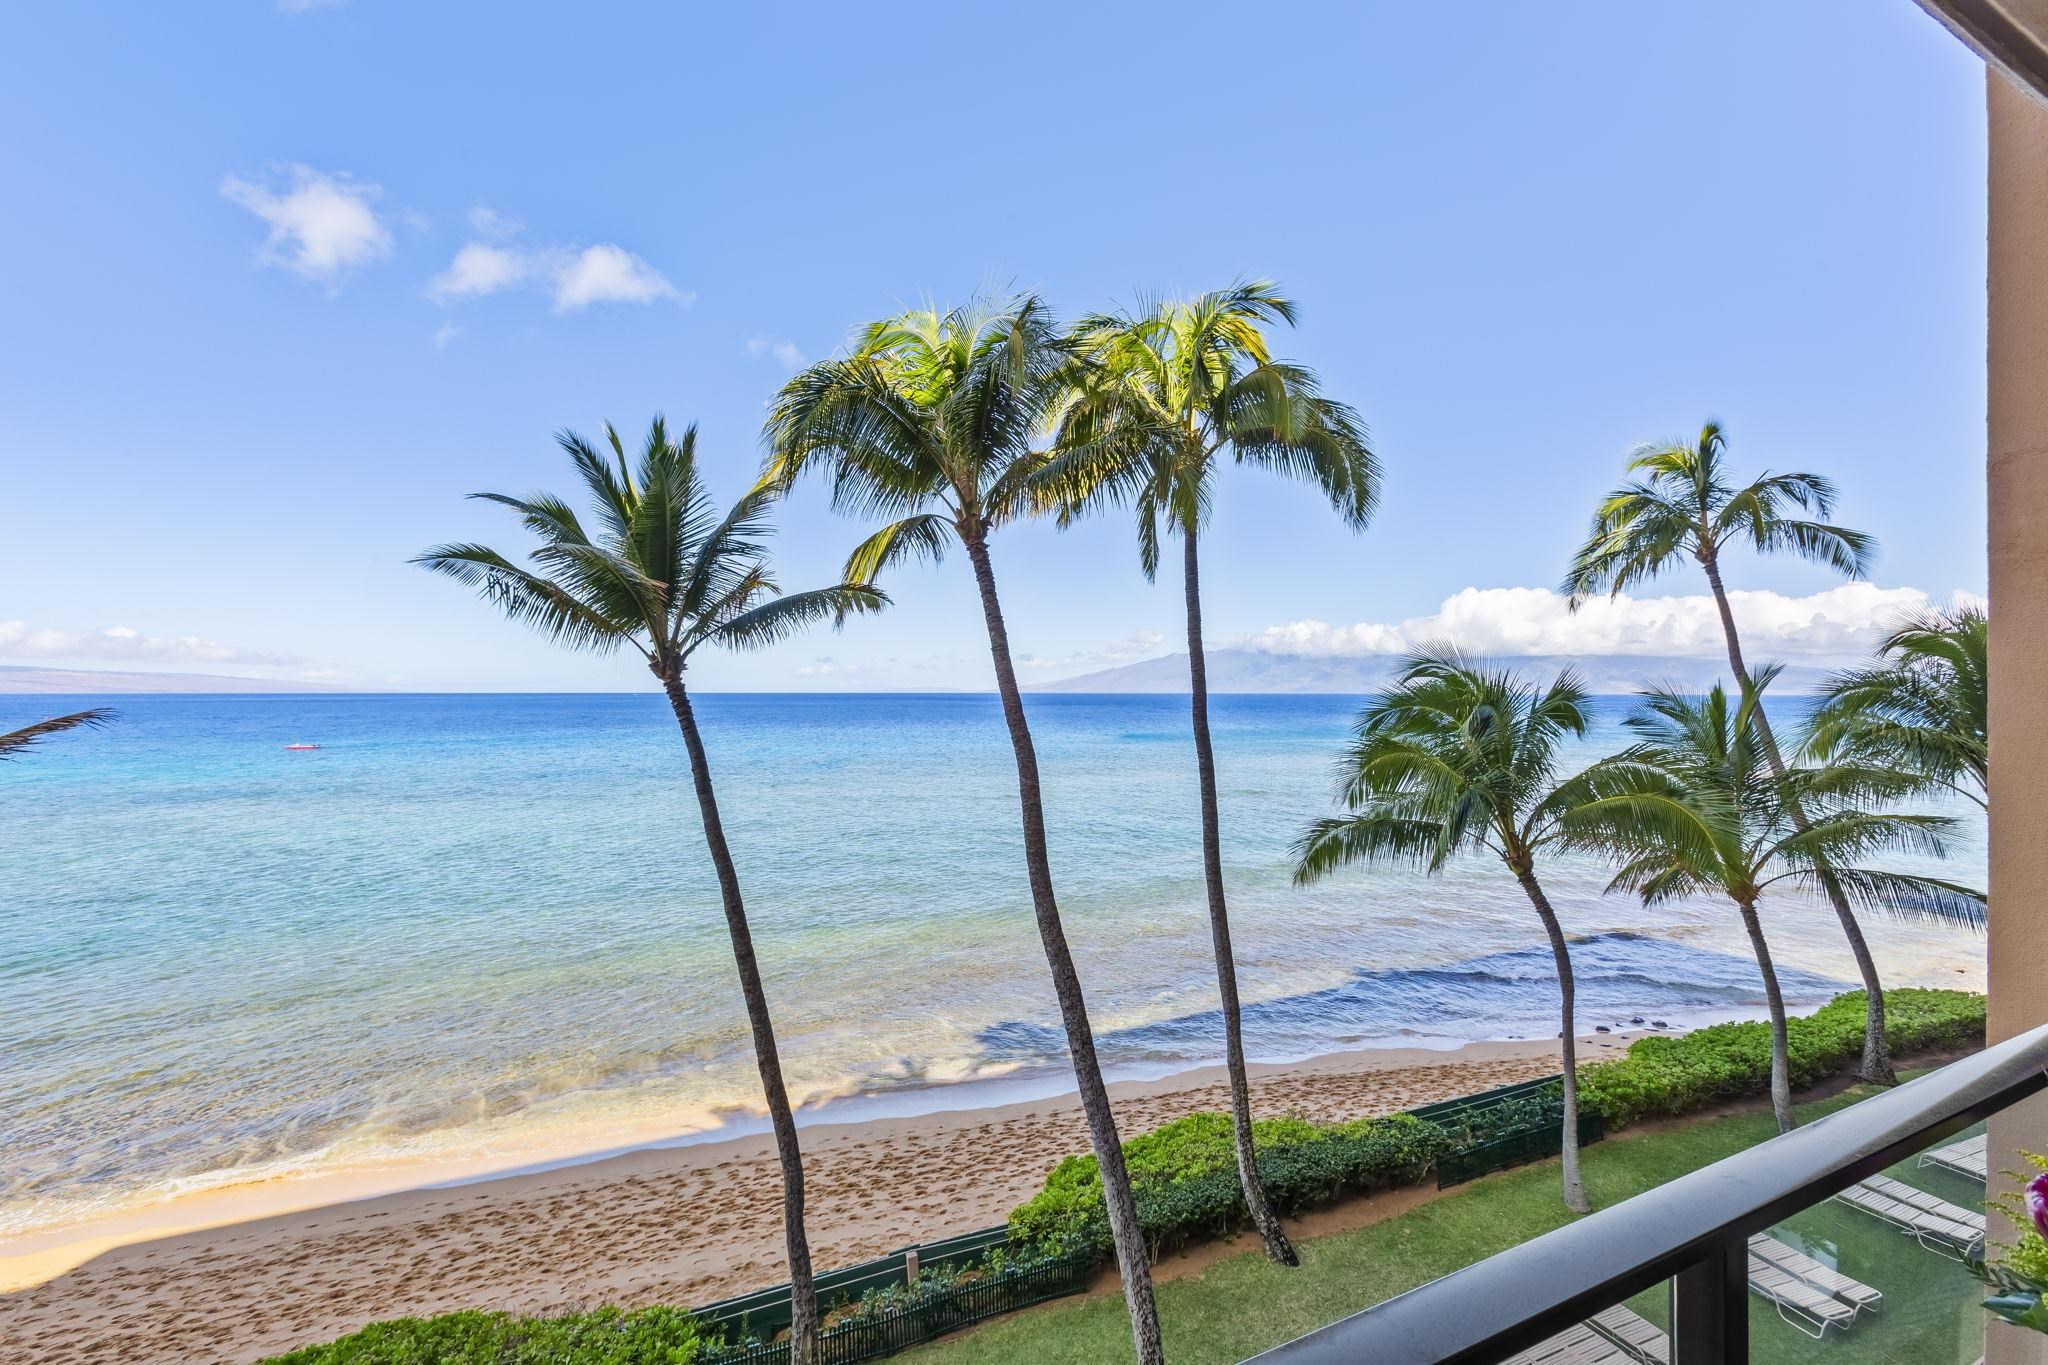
(1007, 1111, 1448, 1258)
(264, 1305, 706, 1364)
(1010, 990, 1987, 1262)
(1579, 988, 1986, 1129)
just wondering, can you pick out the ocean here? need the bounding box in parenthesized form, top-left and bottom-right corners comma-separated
(0, 691, 1986, 1251)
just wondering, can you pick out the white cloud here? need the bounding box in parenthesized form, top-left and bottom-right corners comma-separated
(467, 205, 522, 238)
(747, 336, 807, 369)
(220, 165, 391, 286)
(1018, 630, 1167, 672)
(797, 655, 866, 678)
(0, 621, 305, 667)
(426, 237, 685, 313)
(427, 242, 532, 300)
(1237, 584, 1948, 662)
(432, 322, 461, 349)
(552, 244, 681, 311)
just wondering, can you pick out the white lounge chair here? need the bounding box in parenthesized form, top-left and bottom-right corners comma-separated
(1749, 1234, 1882, 1316)
(1588, 1304, 1669, 1363)
(1920, 1132, 1989, 1181)
(1503, 1321, 1634, 1364)
(1749, 1255, 1860, 1338)
(1832, 1178, 1985, 1259)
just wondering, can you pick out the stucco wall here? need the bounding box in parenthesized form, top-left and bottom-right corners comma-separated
(1987, 65, 2048, 1365)
(1989, 71, 2048, 1044)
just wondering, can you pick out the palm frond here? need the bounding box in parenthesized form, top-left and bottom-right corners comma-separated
(1291, 814, 1448, 883)
(414, 542, 636, 654)
(1777, 867, 1986, 929)
(843, 514, 955, 585)
(697, 584, 891, 654)
(0, 708, 116, 761)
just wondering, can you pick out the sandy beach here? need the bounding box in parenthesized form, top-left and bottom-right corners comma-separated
(0, 1034, 1625, 1365)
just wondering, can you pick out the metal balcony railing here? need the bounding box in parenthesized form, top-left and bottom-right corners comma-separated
(1246, 1020, 2048, 1364)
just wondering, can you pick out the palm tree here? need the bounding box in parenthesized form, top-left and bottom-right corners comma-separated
(0, 709, 114, 760)
(1292, 649, 1705, 1213)
(1037, 280, 1377, 1266)
(416, 418, 885, 1365)
(1807, 604, 1988, 809)
(765, 296, 1166, 1365)
(1603, 673, 1982, 1133)
(1561, 421, 1902, 1084)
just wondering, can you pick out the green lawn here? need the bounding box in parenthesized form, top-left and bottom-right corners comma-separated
(904, 1079, 1991, 1365)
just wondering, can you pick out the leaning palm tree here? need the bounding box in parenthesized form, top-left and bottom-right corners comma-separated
(1037, 280, 1377, 1266)
(766, 296, 1166, 1365)
(1603, 673, 1982, 1133)
(416, 418, 884, 1365)
(0, 708, 114, 760)
(1807, 603, 1988, 810)
(1292, 649, 1705, 1213)
(1562, 421, 1901, 1083)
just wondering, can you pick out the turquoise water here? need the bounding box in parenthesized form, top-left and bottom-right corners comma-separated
(0, 692, 1985, 1243)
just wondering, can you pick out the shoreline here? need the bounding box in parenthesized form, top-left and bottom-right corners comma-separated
(0, 1018, 1699, 1298)
(0, 1031, 1640, 1365)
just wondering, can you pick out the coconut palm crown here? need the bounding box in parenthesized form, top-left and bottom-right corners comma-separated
(1293, 648, 1709, 1213)
(1602, 673, 1983, 1132)
(1562, 422, 1874, 606)
(1808, 604, 1988, 809)
(417, 419, 884, 682)
(1039, 279, 1377, 573)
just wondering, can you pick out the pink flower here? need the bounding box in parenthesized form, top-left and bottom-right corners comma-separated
(2029, 1172, 2048, 1242)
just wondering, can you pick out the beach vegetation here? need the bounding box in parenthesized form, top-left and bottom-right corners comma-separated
(1592, 675, 1981, 1132)
(767, 296, 1167, 1364)
(1562, 421, 1899, 1083)
(1036, 279, 1378, 1268)
(1290, 648, 1712, 1212)
(265, 1304, 707, 1365)
(415, 418, 887, 1365)
(1578, 986, 1985, 1129)
(1008, 1111, 1448, 1259)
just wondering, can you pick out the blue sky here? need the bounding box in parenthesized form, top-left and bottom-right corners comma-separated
(0, 1, 1989, 691)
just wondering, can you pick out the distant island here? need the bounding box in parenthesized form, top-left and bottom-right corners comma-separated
(0, 665, 343, 694)
(1028, 648, 1836, 695)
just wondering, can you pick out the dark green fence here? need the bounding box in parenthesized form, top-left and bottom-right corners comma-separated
(692, 1224, 1019, 1344)
(700, 1252, 1093, 1364)
(1417, 1074, 1606, 1187)
(1436, 1109, 1604, 1187)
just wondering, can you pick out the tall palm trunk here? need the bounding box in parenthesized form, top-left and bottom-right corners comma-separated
(1736, 897, 1795, 1134)
(1511, 866, 1589, 1213)
(1701, 554, 1893, 1084)
(1182, 528, 1298, 1267)
(662, 673, 820, 1365)
(961, 529, 1165, 1365)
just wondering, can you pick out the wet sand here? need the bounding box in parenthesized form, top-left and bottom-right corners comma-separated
(0, 1035, 1632, 1365)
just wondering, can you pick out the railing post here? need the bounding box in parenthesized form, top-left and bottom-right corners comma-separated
(1671, 1237, 1747, 1363)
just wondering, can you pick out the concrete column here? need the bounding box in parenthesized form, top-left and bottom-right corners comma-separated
(1987, 65, 2048, 1365)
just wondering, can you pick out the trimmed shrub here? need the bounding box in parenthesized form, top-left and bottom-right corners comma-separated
(264, 1305, 706, 1365)
(1579, 988, 1986, 1129)
(1007, 1112, 1449, 1257)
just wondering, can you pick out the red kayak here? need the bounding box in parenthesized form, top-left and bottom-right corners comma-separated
(284, 744, 321, 751)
